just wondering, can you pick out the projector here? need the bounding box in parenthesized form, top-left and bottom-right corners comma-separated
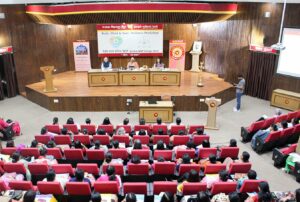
(271, 43, 286, 51)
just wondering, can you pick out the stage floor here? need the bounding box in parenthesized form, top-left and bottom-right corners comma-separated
(25, 71, 235, 111)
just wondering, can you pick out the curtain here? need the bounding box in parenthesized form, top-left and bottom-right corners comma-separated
(245, 51, 277, 100)
(0, 54, 18, 99)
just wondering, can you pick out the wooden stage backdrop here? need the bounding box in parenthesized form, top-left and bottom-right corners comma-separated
(25, 71, 235, 111)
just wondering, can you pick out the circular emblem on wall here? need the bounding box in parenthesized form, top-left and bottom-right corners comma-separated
(132, 76, 136, 80)
(210, 103, 216, 108)
(101, 77, 106, 81)
(170, 46, 184, 60)
(163, 76, 167, 80)
(153, 112, 158, 117)
(285, 99, 289, 104)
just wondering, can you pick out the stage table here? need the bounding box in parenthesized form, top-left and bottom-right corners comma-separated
(88, 69, 119, 87)
(119, 70, 149, 86)
(139, 101, 174, 123)
(149, 69, 181, 86)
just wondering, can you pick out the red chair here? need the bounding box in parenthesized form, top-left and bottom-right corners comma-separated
(133, 135, 150, 145)
(108, 149, 128, 160)
(127, 163, 149, 175)
(170, 125, 186, 135)
(102, 164, 124, 175)
(124, 182, 147, 194)
(93, 135, 110, 145)
(289, 124, 300, 144)
(134, 125, 151, 133)
(28, 163, 49, 175)
(97, 125, 114, 134)
(37, 181, 64, 195)
(153, 135, 170, 145)
(204, 164, 226, 174)
(188, 125, 204, 134)
(64, 149, 84, 160)
(112, 135, 130, 146)
(198, 148, 218, 159)
(239, 180, 265, 193)
(35, 135, 52, 144)
(211, 182, 237, 195)
(116, 125, 131, 133)
(279, 127, 295, 146)
(0, 180, 8, 192)
(3, 163, 26, 174)
(176, 149, 195, 159)
(154, 150, 173, 161)
(193, 135, 210, 145)
(256, 131, 281, 153)
(131, 149, 150, 160)
(77, 163, 100, 176)
(20, 148, 40, 158)
(73, 135, 91, 145)
(86, 150, 105, 160)
(1, 147, 17, 155)
(152, 125, 168, 135)
(219, 147, 239, 159)
(47, 148, 63, 159)
(9, 181, 37, 191)
(52, 164, 75, 175)
(45, 125, 60, 134)
(153, 181, 177, 194)
(80, 124, 96, 135)
(178, 164, 201, 175)
(173, 135, 189, 146)
(54, 135, 72, 145)
(228, 163, 252, 174)
(261, 117, 276, 129)
(275, 114, 288, 123)
(241, 120, 265, 142)
(63, 124, 79, 134)
(66, 182, 91, 195)
(94, 181, 118, 194)
(182, 182, 207, 195)
(153, 162, 175, 175)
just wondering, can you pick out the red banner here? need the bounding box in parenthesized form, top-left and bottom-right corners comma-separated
(0, 46, 13, 54)
(249, 45, 277, 54)
(97, 24, 163, 31)
(169, 40, 186, 71)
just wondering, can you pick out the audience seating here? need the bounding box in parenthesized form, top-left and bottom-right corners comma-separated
(97, 125, 114, 134)
(272, 143, 298, 167)
(109, 149, 128, 160)
(153, 162, 175, 175)
(45, 125, 60, 134)
(173, 135, 189, 146)
(123, 182, 147, 194)
(131, 149, 150, 160)
(47, 148, 63, 159)
(289, 124, 300, 144)
(133, 135, 150, 145)
(219, 147, 239, 159)
(20, 148, 40, 158)
(211, 182, 237, 195)
(279, 127, 295, 147)
(54, 135, 72, 145)
(63, 124, 79, 134)
(3, 163, 27, 175)
(261, 117, 276, 129)
(178, 164, 201, 175)
(52, 164, 75, 175)
(35, 135, 52, 144)
(66, 182, 91, 195)
(193, 135, 210, 145)
(112, 135, 130, 146)
(170, 125, 186, 135)
(134, 125, 151, 133)
(0, 180, 8, 192)
(73, 135, 91, 145)
(182, 182, 207, 195)
(9, 180, 37, 191)
(37, 181, 64, 195)
(228, 163, 252, 174)
(198, 148, 217, 159)
(204, 164, 226, 174)
(93, 135, 110, 145)
(241, 120, 265, 142)
(287, 111, 298, 122)
(275, 114, 288, 124)
(176, 149, 195, 159)
(239, 180, 264, 193)
(153, 150, 173, 161)
(153, 181, 177, 194)
(64, 149, 84, 160)
(116, 125, 131, 133)
(86, 150, 105, 161)
(77, 163, 100, 176)
(80, 124, 96, 135)
(94, 181, 119, 194)
(127, 163, 149, 175)
(188, 125, 204, 134)
(255, 131, 281, 153)
(152, 125, 168, 135)
(1, 147, 17, 155)
(28, 163, 49, 175)
(153, 135, 170, 145)
(102, 164, 124, 176)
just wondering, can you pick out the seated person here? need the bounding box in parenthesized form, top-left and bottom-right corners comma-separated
(66, 117, 80, 130)
(89, 140, 108, 153)
(223, 151, 250, 169)
(0, 117, 21, 139)
(52, 117, 59, 125)
(190, 127, 205, 137)
(122, 193, 137, 202)
(103, 151, 123, 165)
(34, 148, 58, 165)
(96, 128, 106, 136)
(177, 169, 200, 193)
(153, 140, 166, 150)
(251, 124, 278, 150)
(127, 155, 151, 169)
(69, 168, 92, 187)
(176, 153, 193, 171)
(139, 118, 146, 125)
(160, 192, 174, 202)
(211, 191, 239, 202)
(40, 127, 57, 138)
(168, 117, 182, 130)
(137, 129, 147, 136)
(229, 139, 237, 147)
(100, 57, 112, 71)
(71, 140, 87, 154)
(170, 129, 185, 142)
(116, 127, 126, 136)
(237, 169, 257, 189)
(199, 154, 221, 167)
(123, 118, 130, 126)
(127, 57, 139, 69)
(245, 181, 272, 202)
(154, 117, 165, 125)
(6, 140, 15, 147)
(173, 140, 195, 154)
(153, 58, 165, 69)
(201, 169, 231, 189)
(102, 117, 112, 125)
(97, 165, 122, 191)
(43, 169, 68, 189)
(127, 139, 143, 155)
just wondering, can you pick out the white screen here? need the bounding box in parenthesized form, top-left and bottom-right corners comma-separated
(277, 28, 300, 78)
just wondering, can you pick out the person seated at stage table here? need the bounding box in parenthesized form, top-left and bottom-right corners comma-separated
(127, 57, 139, 69)
(100, 57, 112, 71)
(153, 58, 165, 69)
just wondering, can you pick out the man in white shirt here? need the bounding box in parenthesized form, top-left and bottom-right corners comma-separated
(233, 75, 245, 112)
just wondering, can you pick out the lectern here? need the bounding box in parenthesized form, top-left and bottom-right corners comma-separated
(189, 51, 202, 72)
(202, 97, 221, 130)
(40, 66, 57, 93)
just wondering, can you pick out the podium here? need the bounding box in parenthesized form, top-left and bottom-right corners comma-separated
(40, 66, 57, 93)
(202, 97, 221, 130)
(189, 51, 202, 72)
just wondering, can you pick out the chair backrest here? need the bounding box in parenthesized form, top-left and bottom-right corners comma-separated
(86, 149, 105, 160)
(153, 181, 177, 194)
(97, 125, 114, 134)
(134, 125, 151, 133)
(182, 182, 207, 195)
(94, 181, 118, 194)
(93, 135, 110, 145)
(35, 135, 52, 144)
(248, 120, 265, 133)
(193, 135, 210, 146)
(124, 182, 147, 194)
(152, 125, 168, 135)
(77, 163, 100, 176)
(281, 143, 297, 155)
(287, 111, 298, 121)
(153, 135, 170, 145)
(127, 163, 149, 175)
(0, 180, 8, 192)
(63, 124, 79, 134)
(52, 164, 75, 175)
(131, 149, 150, 160)
(262, 117, 276, 129)
(9, 181, 35, 190)
(176, 149, 195, 159)
(66, 182, 91, 195)
(198, 148, 218, 159)
(239, 180, 265, 193)
(112, 135, 130, 145)
(153, 150, 173, 161)
(73, 135, 91, 145)
(275, 114, 288, 123)
(204, 164, 226, 174)
(1, 147, 17, 155)
(153, 162, 175, 175)
(102, 163, 124, 176)
(80, 124, 96, 135)
(173, 135, 189, 146)
(64, 149, 84, 160)
(28, 163, 49, 175)
(211, 182, 237, 195)
(228, 163, 252, 174)
(178, 164, 201, 175)
(108, 149, 128, 160)
(265, 131, 281, 142)
(133, 135, 150, 145)
(170, 125, 186, 135)
(54, 135, 72, 145)
(20, 148, 40, 158)
(3, 163, 26, 174)
(45, 124, 60, 134)
(219, 147, 239, 159)
(281, 127, 295, 138)
(46, 148, 63, 159)
(116, 125, 131, 133)
(37, 181, 64, 195)
(293, 124, 300, 134)
(188, 125, 205, 134)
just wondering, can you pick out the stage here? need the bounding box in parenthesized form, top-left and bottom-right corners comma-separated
(25, 71, 235, 111)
